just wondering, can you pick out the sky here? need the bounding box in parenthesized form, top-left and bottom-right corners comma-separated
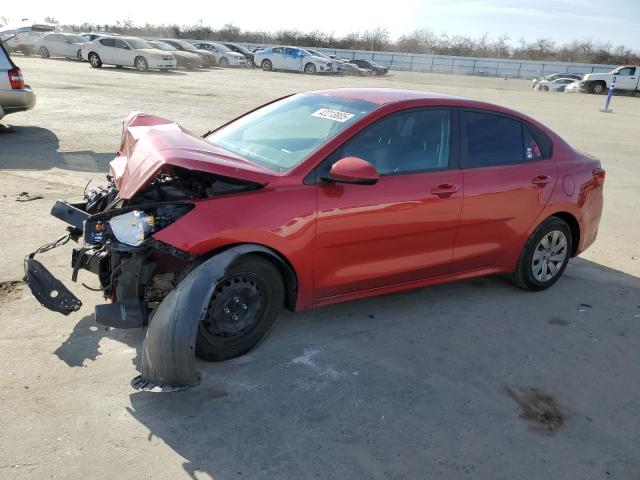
(1, 0, 639, 49)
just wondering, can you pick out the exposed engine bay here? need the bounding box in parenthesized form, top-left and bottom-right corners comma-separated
(27, 166, 261, 329)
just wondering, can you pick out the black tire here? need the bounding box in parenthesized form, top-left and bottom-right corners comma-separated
(196, 255, 284, 362)
(304, 62, 317, 74)
(542, 86, 549, 91)
(591, 82, 605, 94)
(261, 59, 272, 71)
(39, 47, 50, 59)
(88, 52, 102, 68)
(135, 56, 149, 72)
(219, 57, 229, 67)
(510, 217, 572, 291)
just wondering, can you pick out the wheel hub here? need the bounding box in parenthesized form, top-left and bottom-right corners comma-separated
(202, 274, 264, 337)
(531, 230, 567, 282)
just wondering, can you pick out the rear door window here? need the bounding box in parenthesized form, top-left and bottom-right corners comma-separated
(99, 38, 115, 47)
(461, 111, 526, 168)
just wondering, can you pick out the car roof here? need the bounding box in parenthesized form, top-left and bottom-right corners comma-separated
(308, 88, 469, 105)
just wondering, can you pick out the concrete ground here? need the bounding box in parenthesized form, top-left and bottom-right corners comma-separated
(0, 57, 639, 480)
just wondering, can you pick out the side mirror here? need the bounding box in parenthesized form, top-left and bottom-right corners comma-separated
(323, 157, 379, 185)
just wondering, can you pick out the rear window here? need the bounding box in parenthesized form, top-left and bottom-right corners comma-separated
(0, 43, 13, 69)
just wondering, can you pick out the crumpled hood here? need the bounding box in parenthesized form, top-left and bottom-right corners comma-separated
(110, 112, 276, 199)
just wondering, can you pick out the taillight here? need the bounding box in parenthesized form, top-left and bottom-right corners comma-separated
(8, 68, 25, 89)
(593, 167, 606, 184)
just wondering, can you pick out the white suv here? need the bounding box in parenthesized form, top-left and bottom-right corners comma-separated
(82, 36, 176, 72)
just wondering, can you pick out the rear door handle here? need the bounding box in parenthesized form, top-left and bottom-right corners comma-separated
(532, 175, 552, 186)
(430, 183, 459, 197)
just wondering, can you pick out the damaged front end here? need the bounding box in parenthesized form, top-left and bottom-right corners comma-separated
(25, 111, 270, 391)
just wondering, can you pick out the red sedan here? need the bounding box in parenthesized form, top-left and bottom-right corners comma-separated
(26, 88, 604, 390)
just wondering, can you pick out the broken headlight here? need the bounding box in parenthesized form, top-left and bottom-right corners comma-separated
(109, 210, 156, 246)
(85, 203, 193, 246)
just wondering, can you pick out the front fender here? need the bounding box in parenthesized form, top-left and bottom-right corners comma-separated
(132, 244, 292, 392)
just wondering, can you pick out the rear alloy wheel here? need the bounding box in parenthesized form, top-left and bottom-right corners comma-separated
(39, 47, 50, 59)
(304, 62, 317, 74)
(261, 59, 272, 71)
(219, 57, 229, 67)
(196, 255, 284, 362)
(511, 217, 572, 291)
(591, 83, 605, 94)
(88, 52, 102, 68)
(135, 56, 149, 72)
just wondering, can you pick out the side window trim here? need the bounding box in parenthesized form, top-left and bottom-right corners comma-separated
(458, 107, 550, 169)
(306, 106, 460, 184)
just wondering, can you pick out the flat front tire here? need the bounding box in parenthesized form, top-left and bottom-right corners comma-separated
(196, 255, 284, 362)
(510, 217, 572, 291)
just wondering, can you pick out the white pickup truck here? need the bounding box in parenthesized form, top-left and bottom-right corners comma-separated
(580, 65, 640, 94)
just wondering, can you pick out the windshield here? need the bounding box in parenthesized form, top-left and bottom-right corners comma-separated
(228, 43, 249, 54)
(174, 39, 198, 50)
(214, 43, 232, 52)
(206, 93, 377, 172)
(308, 49, 329, 59)
(126, 38, 152, 49)
(151, 42, 176, 51)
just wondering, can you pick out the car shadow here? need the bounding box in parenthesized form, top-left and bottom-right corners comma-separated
(49, 256, 640, 479)
(0, 126, 113, 172)
(96, 66, 187, 76)
(54, 313, 144, 368)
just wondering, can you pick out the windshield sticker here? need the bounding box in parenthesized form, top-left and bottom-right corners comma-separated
(312, 108, 355, 123)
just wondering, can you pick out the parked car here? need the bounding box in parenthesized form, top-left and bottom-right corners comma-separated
(535, 77, 577, 92)
(348, 58, 388, 75)
(0, 22, 54, 56)
(158, 39, 216, 67)
(337, 58, 371, 76)
(255, 46, 335, 74)
(0, 41, 36, 120)
(220, 42, 255, 66)
(564, 81, 581, 93)
(25, 88, 605, 390)
(82, 36, 177, 72)
(305, 49, 343, 73)
(36, 32, 88, 61)
(580, 65, 640, 94)
(191, 41, 247, 67)
(149, 41, 203, 69)
(531, 73, 582, 89)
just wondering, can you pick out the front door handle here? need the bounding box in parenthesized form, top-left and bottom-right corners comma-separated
(430, 183, 459, 197)
(532, 175, 552, 186)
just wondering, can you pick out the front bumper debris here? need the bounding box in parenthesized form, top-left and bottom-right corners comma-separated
(24, 234, 82, 315)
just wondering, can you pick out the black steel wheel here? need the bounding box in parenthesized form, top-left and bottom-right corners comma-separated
(196, 255, 284, 361)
